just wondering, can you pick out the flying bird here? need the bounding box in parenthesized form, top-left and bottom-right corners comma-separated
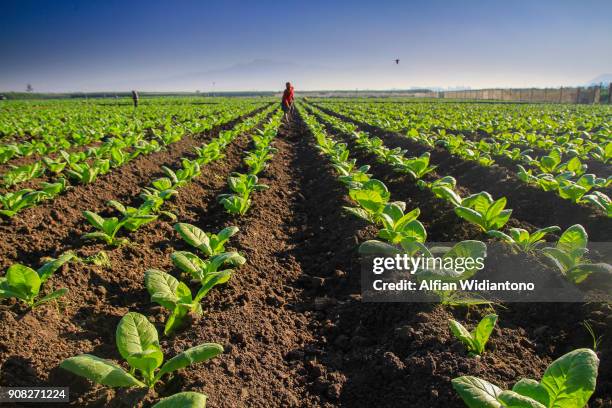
(394, 59, 400, 64)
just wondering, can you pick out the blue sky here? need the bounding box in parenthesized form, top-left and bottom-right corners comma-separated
(1, 0, 611, 92)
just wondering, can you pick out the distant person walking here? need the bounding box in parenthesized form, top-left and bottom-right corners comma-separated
(131, 90, 139, 108)
(281, 82, 294, 120)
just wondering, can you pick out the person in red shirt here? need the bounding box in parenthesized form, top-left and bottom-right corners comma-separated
(281, 82, 294, 119)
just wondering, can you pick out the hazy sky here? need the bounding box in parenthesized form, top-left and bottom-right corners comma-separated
(1, 0, 611, 92)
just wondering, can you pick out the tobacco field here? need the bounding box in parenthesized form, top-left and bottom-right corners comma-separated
(0, 97, 611, 407)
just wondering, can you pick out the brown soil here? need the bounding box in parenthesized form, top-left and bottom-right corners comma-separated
(0, 110, 610, 408)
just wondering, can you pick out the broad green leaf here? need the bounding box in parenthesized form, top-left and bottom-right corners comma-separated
(567, 263, 612, 283)
(451, 376, 502, 408)
(449, 320, 475, 350)
(83, 211, 105, 230)
(155, 343, 223, 381)
(485, 197, 507, 221)
(472, 314, 497, 354)
(171, 251, 205, 280)
(498, 390, 547, 408)
(116, 312, 160, 361)
(6, 264, 41, 299)
(60, 354, 145, 388)
(174, 223, 210, 254)
(194, 270, 232, 302)
(125, 345, 164, 375)
(540, 348, 599, 408)
(557, 225, 587, 253)
(455, 207, 485, 230)
(358, 240, 400, 256)
(462, 192, 493, 215)
(145, 269, 180, 309)
(512, 379, 550, 407)
(152, 392, 208, 408)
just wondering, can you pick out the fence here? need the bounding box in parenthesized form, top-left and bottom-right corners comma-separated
(440, 84, 612, 104)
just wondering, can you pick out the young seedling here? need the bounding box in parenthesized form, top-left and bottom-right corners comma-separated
(171, 251, 244, 284)
(344, 179, 395, 223)
(174, 223, 239, 256)
(394, 152, 437, 180)
(82, 211, 128, 246)
(449, 314, 498, 356)
(145, 269, 229, 335)
(42, 156, 67, 174)
(452, 348, 599, 408)
(542, 224, 612, 284)
(377, 202, 427, 245)
(218, 194, 251, 215)
(0, 189, 40, 217)
(455, 192, 512, 232)
(106, 200, 158, 232)
(583, 191, 612, 217)
(487, 226, 561, 252)
(60, 312, 223, 388)
(0, 252, 73, 307)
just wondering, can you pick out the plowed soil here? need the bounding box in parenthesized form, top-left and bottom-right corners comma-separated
(0, 110, 610, 408)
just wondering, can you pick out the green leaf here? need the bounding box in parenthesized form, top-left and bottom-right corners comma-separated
(485, 197, 507, 221)
(462, 192, 493, 215)
(472, 314, 497, 354)
(171, 251, 205, 280)
(455, 207, 485, 230)
(512, 379, 550, 407)
(557, 224, 587, 253)
(444, 241, 487, 279)
(174, 223, 210, 254)
(451, 376, 502, 408)
(6, 264, 41, 300)
(60, 354, 145, 388)
(497, 390, 547, 408)
(152, 392, 208, 408)
(567, 263, 612, 284)
(37, 252, 74, 282)
(116, 312, 160, 361)
(32, 288, 68, 307)
(145, 269, 181, 310)
(194, 270, 232, 302)
(125, 345, 164, 376)
(83, 210, 105, 230)
(154, 343, 223, 382)
(449, 319, 475, 351)
(540, 348, 599, 408)
(358, 240, 400, 256)
(487, 230, 513, 243)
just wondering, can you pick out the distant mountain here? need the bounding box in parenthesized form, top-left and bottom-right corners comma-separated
(587, 74, 612, 85)
(110, 59, 333, 92)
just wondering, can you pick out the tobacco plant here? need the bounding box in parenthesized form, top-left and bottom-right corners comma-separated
(452, 348, 599, 408)
(542, 224, 612, 283)
(60, 312, 223, 388)
(171, 251, 244, 284)
(0, 189, 41, 217)
(145, 269, 226, 335)
(174, 223, 239, 257)
(449, 314, 498, 356)
(487, 226, 561, 252)
(0, 252, 73, 307)
(455, 192, 512, 232)
(82, 211, 128, 246)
